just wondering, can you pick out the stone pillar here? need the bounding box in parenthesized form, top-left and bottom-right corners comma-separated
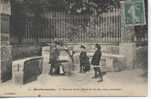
(119, 1, 136, 70)
(0, 0, 12, 83)
(105, 57, 114, 72)
(42, 46, 50, 74)
(119, 43, 136, 69)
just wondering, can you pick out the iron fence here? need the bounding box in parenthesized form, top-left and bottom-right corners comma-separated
(11, 13, 147, 44)
(11, 8, 122, 44)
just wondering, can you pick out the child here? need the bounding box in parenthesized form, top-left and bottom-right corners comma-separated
(91, 44, 103, 82)
(79, 45, 90, 73)
(49, 41, 60, 75)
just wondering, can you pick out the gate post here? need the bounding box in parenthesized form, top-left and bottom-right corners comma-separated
(0, 0, 12, 83)
(42, 46, 50, 74)
(119, 1, 136, 70)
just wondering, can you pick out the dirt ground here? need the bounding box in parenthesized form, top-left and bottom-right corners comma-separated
(0, 68, 148, 97)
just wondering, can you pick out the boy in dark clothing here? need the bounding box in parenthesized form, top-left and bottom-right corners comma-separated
(79, 45, 90, 73)
(49, 42, 60, 75)
(91, 44, 103, 82)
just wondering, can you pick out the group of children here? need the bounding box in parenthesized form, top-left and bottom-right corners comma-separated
(79, 44, 103, 82)
(49, 40, 103, 82)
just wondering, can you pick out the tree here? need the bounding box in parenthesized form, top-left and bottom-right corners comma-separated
(13, 0, 120, 17)
(64, 0, 120, 40)
(64, 0, 120, 15)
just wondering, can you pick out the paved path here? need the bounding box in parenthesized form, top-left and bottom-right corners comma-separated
(0, 69, 148, 96)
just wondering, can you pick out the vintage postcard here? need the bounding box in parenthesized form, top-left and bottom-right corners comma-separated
(0, 0, 148, 97)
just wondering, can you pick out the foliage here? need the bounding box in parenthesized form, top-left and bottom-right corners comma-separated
(64, 0, 120, 15)
(13, 0, 120, 16)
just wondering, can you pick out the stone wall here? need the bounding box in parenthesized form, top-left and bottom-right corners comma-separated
(41, 43, 120, 72)
(0, 0, 12, 83)
(64, 43, 120, 67)
(67, 43, 119, 54)
(12, 44, 41, 60)
(42, 46, 50, 74)
(12, 56, 43, 84)
(135, 46, 148, 69)
(119, 43, 136, 69)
